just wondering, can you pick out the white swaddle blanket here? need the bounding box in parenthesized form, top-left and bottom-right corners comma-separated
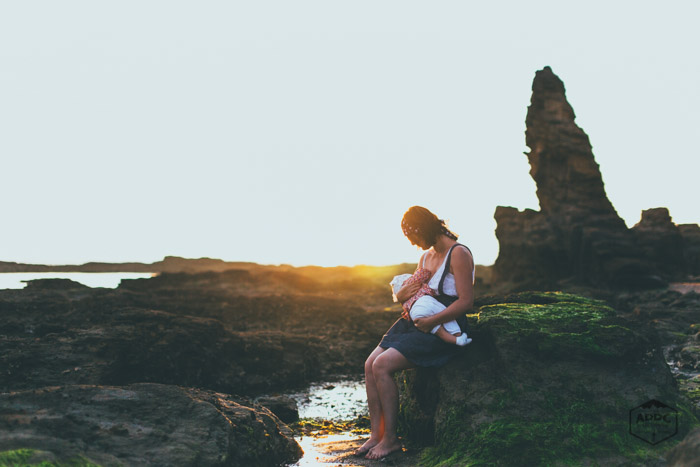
(389, 274, 413, 302)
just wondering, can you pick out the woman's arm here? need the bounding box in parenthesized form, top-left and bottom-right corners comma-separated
(395, 252, 427, 303)
(414, 246, 474, 332)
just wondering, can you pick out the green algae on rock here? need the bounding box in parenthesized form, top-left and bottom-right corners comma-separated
(0, 448, 101, 467)
(397, 292, 700, 466)
(477, 293, 641, 361)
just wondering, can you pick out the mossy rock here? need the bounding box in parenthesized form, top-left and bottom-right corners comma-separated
(0, 448, 99, 466)
(398, 292, 700, 466)
(477, 293, 645, 361)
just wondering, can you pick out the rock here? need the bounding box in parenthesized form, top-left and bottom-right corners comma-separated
(679, 346, 700, 370)
(0, 263, 403, 466)
(525, 67, 620, 219)
(118, 269, 253, 291)
(679, 224, 700, 277)
(0, 271, 397, 395)
(397, 292, 698, 466)
(493, 206, 562, 290)
(666, 427, 700, 466)
(0, 383, 302, 466)
(494, 67, 697, 290)
(611, 288, 700, 349)
(632, 208, 687, 280)
(255, 395, 299, 423)
(0, 303, 325, 395)
(23, 278, 90, 291)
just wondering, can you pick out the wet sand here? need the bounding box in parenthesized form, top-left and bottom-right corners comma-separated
(294, 435, 421, 467)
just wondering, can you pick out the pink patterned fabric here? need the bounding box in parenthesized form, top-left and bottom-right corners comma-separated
(401, 268, 437, 320)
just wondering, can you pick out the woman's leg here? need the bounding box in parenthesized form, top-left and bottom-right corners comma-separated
(366, 347, 415, 459)
(355, 346, 386, 455)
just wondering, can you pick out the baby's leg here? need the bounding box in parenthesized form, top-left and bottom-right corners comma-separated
(441, 320, 472, 346)
(434, 324, 472, 346)
(441, 319, 472, 346)
(441, 320, 461, 336)
(409, 296, 446, 334)
(434, 325, 458, 344)
(410, 297, 472, 346)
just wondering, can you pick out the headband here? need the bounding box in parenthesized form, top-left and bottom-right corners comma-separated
(401, 218, 421, 237)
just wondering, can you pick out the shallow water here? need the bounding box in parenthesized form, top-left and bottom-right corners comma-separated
(285, 378, 368, 466)
(287, 378, 367, 421)
(0, 272, 154, 290)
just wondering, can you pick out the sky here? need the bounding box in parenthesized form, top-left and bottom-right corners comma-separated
(1, 1, 698, 267)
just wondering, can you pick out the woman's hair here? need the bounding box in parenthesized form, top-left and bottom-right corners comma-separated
(401, 206, 458, 245)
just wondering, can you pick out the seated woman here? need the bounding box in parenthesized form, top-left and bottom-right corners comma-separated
(357, 205, 475, 460)
(390, 270, 471, 346)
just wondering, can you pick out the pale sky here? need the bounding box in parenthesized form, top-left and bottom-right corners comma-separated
(2, 1, 698, 267)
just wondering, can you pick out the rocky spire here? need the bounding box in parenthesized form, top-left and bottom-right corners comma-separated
(493, 66, 699, 289)
(493, 67, 653, 289)
(525, 66, 621, 223)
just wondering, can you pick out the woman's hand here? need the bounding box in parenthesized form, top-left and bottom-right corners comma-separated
(413, 317, 434, 333)
(395, 280, 421, 303)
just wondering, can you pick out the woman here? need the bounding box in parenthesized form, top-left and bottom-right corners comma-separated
(357, 206, 475, 460)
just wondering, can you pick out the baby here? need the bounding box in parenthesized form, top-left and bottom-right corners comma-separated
(391, 271, 472, 347)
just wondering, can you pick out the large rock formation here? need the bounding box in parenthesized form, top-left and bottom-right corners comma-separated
(398, 292, 699, 466)
(494, 67, 699, 289)
(524, 67, 621, 221)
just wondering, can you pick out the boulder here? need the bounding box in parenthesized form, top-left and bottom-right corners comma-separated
(397, 292, 698, 466)
(0, 383, 302, 466)
(255, 395, 299, 423)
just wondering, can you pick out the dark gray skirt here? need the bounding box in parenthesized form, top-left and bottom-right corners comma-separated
(378, 315, 468, 367)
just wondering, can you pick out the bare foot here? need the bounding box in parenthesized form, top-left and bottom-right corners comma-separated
(354, 437, 380, 456)
(365, 438, 403, 460)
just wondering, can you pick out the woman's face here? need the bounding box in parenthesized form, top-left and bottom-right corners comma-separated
(407, 232, 432, 250)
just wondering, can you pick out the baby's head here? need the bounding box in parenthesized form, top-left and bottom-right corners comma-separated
(390, 274, 412, 295)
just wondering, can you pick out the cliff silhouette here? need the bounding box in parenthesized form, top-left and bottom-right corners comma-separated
(493, 66, 700, 291)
